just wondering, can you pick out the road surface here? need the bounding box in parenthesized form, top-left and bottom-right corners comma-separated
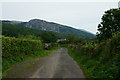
(6, 48, 85, 78)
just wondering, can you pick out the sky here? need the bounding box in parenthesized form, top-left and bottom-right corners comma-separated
(1, 1, 119, 34)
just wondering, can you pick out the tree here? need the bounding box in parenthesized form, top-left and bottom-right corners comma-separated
(97, 8, 120, 41)
(67, 34, 77, 43)
(41, 32, 58, 43)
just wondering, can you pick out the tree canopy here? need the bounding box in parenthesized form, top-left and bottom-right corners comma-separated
(96, 8, 120, 41)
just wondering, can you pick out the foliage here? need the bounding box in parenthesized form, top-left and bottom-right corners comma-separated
(97, 8, 120, 41)
(67, 34, 77, 43)
(67, 32, 120, 79)
(41, 31, 58, 43)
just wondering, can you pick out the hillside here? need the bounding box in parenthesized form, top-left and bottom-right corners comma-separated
(2, 23, 64, 43)
(1, 19, 95, 39)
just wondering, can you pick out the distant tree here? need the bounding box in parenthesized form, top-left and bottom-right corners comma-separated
(96, 8, 120, 41)
(67, 34, 77, 43)
(41, 32, 58, 43)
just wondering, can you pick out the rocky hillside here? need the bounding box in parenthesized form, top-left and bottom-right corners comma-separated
(1, 19, 95, 39)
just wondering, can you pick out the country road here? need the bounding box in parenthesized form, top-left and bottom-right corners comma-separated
(6, 48, 85, 78)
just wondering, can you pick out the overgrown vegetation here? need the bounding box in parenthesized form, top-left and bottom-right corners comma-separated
(67, 31, 120, 79)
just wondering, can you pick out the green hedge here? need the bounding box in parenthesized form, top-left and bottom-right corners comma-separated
(2, 36, 45, 74)
(2, 36, 42, 56)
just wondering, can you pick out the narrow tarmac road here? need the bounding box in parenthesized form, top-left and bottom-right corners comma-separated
(6, 48, 85, 78)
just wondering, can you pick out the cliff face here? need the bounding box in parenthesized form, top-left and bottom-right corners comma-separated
(25, 19, 60, 32)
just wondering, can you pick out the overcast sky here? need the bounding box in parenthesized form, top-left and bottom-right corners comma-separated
(1, 2, 118, 34)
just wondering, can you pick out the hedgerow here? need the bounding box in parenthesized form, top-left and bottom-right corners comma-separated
(2, 36, 46, 74)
